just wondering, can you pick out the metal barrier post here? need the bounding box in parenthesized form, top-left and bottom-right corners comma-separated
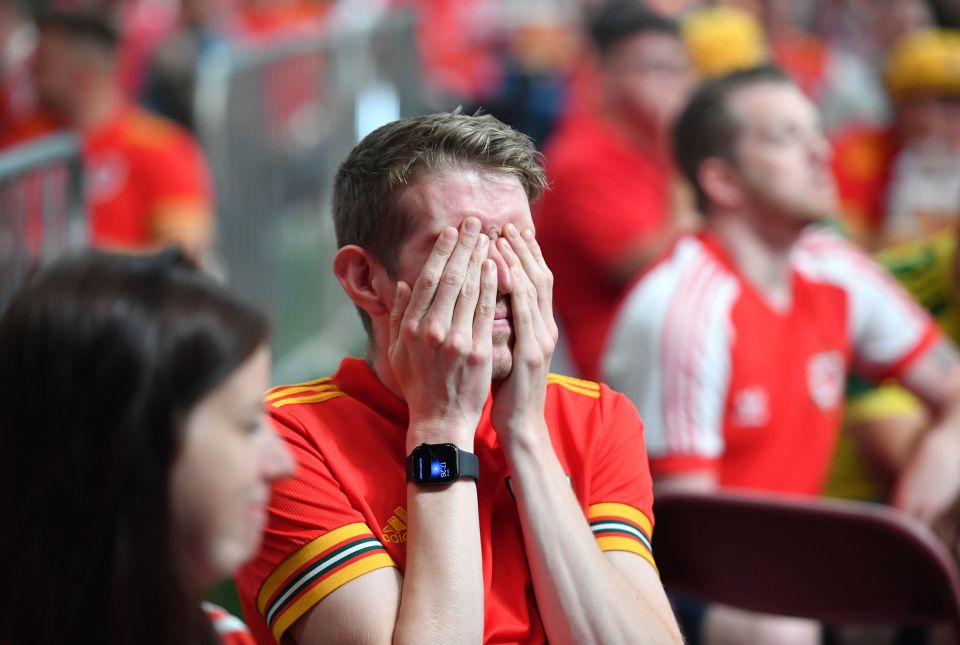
(0, 131, 85, 309)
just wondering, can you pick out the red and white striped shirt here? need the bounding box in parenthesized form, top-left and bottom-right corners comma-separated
(602, 227, 938, 494)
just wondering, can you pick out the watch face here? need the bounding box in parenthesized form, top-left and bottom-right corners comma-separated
(411, 444, 460, 484)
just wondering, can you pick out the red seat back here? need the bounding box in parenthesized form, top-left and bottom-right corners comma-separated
(652, 490, 960, 630)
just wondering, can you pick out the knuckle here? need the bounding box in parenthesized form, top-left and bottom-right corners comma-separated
(467, 347, 489, 367)
(476, 301, 495, 318)
(461, 281, 478, 301)
(400, 320, 419, 341)
(423, 320, 446, 347)
(443, 271, 464, 287)
(420, 271, 440, 290)
(543, 269, 554, 289)
(444, 332, 469, 356)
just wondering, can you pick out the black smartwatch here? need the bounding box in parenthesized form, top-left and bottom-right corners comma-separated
(405, 443, 480, 486)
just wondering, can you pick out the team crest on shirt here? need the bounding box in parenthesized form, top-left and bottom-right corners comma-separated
(807, 350, 845, 411)
(86, 152, 129, 204)
(730, 386, 770, 427)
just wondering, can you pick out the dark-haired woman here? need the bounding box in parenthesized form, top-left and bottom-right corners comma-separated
(0, 249, 294, 644)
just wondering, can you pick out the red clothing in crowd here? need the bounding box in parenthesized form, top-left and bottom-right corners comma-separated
(536, 110, 671, 380)
(830, 124, 898, 240)
(603, 228, 938, 494)
(1, 104, 213, 251)
(236, 358, 657, 644)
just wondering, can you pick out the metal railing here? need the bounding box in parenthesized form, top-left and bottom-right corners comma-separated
(0, 131, 85, 309)
(194, 10, 425, 382)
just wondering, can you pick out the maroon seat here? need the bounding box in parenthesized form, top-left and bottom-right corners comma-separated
(652, 490, 960, 631)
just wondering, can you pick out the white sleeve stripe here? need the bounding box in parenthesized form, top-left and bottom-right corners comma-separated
(660, 256, 704, 452)
(668, 259, 715, 452)
(661, 256, 728, 455)
(602, 235, 733, 460)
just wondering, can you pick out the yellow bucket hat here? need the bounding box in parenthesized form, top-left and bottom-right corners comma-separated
(886, 29, 960, 100)
(682, 7, 768, 78)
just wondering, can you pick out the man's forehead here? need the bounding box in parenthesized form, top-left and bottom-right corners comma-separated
(397, 167, 531, 230)
(729, 82, 817, 129)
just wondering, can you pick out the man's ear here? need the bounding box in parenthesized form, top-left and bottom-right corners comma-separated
(332, 245, 392, 319)
(698, 157, 745, 211)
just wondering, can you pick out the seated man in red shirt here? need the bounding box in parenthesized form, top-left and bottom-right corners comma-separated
(234, 111, 682, 644)
(3, 10, 214, 266)
(603, 66, 960, 644)
(536, 1, 697, 380)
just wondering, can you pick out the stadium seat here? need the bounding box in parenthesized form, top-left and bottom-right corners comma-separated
(653, 490, 960, 632)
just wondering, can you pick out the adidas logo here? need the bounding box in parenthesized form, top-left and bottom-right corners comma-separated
(381, 506, 407, 544)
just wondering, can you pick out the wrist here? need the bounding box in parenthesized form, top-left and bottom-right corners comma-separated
(500, 418, 551, 461)
(406, 420, 476, 454)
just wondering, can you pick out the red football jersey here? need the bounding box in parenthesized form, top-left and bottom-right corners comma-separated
(236, 358, 656, 644)
(603, 228, 938, 494)
(536, 110, 671, 380)
(83, 106, 213, 250)
(0, 105, 213, 252)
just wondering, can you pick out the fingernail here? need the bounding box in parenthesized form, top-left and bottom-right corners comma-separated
(522, 229, 535, 242)
(505, 223, 519, 238)
(478, 234, 489, 250)
(442, 227, 457, 241)
(464, 217, 480, 234)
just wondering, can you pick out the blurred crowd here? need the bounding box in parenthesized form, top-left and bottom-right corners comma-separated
(5, 0, 960, 641)
(4, 0, 960, 523)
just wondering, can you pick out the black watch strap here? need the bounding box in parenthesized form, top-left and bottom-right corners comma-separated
(458, 450, 480, 481)
(405, 443, 480, 485)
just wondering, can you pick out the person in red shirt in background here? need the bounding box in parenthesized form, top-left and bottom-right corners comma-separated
(2, 10, 215, 266)
(535, 1, 697, 380)
(604, 65, 960, 645)
(0, 1, 35, 141)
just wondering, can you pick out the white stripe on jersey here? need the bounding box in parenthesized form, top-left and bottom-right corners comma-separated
(792, 226, 931, 373)
(603, 236, 739, 458)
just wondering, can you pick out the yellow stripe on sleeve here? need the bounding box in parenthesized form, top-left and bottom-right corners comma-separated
(257, 523, 372, 614)
(596, 536, 658, 572)
(265, 383, 338, 403)
(269, 553, 396, 642)
(271, 390, 348, 408)
(588, 502, 653, 537)
(547, 373, 600, 390)
(547, 376, 601, 399)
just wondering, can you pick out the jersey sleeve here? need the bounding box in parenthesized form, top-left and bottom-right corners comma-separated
(794, 229, 940, 381)
(139, 126, 215, 248)
(235, 409, 397, 644)
(584, 386, 657, 570)
(602, 240, 738, 477)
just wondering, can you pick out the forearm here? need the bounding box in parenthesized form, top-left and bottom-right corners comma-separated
(393, 426, 484, 645)
(505, 430, 681, 645)
(394, 481, 483, 645)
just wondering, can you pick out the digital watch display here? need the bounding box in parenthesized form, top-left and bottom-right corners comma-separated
(405, 443, 479, 486)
